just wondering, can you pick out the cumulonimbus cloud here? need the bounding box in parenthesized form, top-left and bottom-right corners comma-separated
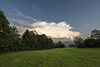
(31, 21, 80, 40)
(11, 19, 80, 41)
(9, 9, 80, 42)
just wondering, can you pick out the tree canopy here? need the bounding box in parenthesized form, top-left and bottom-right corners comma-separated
(74, 29, 100, 48)
(54, 41, 65, 48)
(0, 10, 55, 53)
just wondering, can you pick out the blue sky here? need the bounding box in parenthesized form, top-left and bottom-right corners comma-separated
(0, 0, 100, 42)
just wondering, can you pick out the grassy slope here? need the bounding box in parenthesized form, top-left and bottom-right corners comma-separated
(0, 48, 100, 67)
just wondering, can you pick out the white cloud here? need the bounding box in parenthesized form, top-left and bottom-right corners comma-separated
(11, 19, 80, 42)
(9, 9, 80, 42)
(31, 21, 80, 40)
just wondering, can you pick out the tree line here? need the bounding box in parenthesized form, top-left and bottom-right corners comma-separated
(74, 29, 100, 48)
(0, 10, 65, 53)
(54, 41, 65, 48)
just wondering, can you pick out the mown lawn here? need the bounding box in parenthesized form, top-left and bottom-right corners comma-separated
(0, 48, 100, 67)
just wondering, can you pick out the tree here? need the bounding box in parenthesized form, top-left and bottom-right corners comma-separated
(54, 41, 65, 48)
(29, 31, 38, 50)
(9, 26, 22, 51)
(74, 37, 83, 45)
(0, 10, 13, 53)
(37, 34, 49, 49)
(90, 29, 100, 47)
(48, 38, 55, 48)
(74, 37, 84, 48)
(22, 29, 31, 50)
(22, 29, 55, 50)
(83, 38, 94, 48)
(91, 29, 100, 40)
(0, 10, 24, 52)
(74, 29, 100, 48)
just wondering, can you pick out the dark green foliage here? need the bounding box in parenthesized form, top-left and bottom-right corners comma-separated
(54, 41, 65, 48)
(91, 29, 100, 40)
(74, 37, 84, 46)
(21, 30, 55, 50)
(0, 10, 23, 53)
(0, 10, 13, 53)
(0, 10, 55, 53)
(9, 26, 22, 51)
(47, 38, 55, 49)
(74, 29, 100, 48)
(37, 34, 55, 49)
(21, 29, 31, 50)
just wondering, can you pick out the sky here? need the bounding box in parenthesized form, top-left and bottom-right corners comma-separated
(0, 0, 100, 42)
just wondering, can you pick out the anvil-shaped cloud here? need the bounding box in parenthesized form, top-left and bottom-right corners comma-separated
(31, 21, 80, 39)
(11, 19, 80, 42)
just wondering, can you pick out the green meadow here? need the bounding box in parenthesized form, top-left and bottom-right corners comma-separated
(0, 48, 100, 67)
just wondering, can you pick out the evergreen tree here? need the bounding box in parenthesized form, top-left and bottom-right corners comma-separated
(54, 41, 65, 48)
(37, 34, 46, 49)
(29, 31, 38, 50)
(47, 38, 55, 48)
(22, 29, 31, 50)
(22, 30, 55, 50)
(10, 26, 22, 51)
(0, 10, 13, 53)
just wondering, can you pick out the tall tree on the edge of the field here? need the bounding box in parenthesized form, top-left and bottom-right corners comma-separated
(46, 38, 55, 49)
(74, 37, 84, 48)
(10, 26, 22, 51)
(54, 41, 65, 48)
(37, 34, 47, 49)
(91, 29, 100, 40)
(0, 10, 13, 53)
(22, 29, 31, 50)
(90, 29, 100, 47)
(28, 31, 38, 50)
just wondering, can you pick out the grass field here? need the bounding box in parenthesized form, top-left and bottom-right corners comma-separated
(0, 48, 100, 67)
